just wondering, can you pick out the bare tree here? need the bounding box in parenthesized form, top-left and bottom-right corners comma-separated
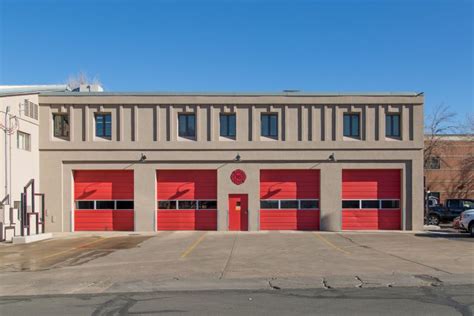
(66, 71, 101, 90)
(459, 113, 474, 137)
(424, 104, 457, 168)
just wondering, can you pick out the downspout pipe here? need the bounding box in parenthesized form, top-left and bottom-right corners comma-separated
(4, 106, 9, 204)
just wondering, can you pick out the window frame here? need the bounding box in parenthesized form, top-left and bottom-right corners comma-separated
(95, 113, 112, 139)
(280, 200, 299, 209)
(342, 200, 361, 209)
(17, 131, 31, 151)
(261, 113, 278, 138)
(385, 113, 401, 138)
(74, 200, 134, 210)
(299, 199, 320, 209)
(425, 156, 441, 169)
(158, 200, 177, 210)
(343, 113, 360, 138)
(197, 200, 218, 210)
(157, 200, 217, 210)
(219, 113, 236, 138)
(260, 199, 320, 210)
(178, 113, 196, 138)
(380, 199, 401, 209)
(361, 200, 381, 209)
(342, 199, 401, 210)
(53, 114, 70, 138)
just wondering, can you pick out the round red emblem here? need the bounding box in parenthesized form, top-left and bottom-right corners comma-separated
(230, 169, 246, 185)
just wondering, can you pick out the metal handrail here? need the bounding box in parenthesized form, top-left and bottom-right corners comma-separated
(0, 194, 9, 206)
(20, 179, 35, 236)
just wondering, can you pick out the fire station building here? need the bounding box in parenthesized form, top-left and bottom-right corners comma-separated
(38, 92, 424, 232)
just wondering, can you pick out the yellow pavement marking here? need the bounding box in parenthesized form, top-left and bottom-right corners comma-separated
(314, 233, 351, 255)
(180, 233, 207, 259)
(40, 237, 106, 260)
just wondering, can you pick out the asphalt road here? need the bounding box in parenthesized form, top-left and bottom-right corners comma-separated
(0, 285, 472, 316)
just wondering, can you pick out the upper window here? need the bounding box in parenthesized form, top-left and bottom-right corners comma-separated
(261, 113, 278, 138)
(386, 114, 401, 137)
(24, 100, 38, 120)
(95, 113, 112, 138)
(343, 113, 360, 138)
(53, 114, 70, 138)
(425, 157, 441, 169)
(17, 131, 31, 151)
(220, 114, 236, 138)
(178, 114, 196, 138)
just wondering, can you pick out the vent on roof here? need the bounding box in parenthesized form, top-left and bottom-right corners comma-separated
(73, 84, 104, 92)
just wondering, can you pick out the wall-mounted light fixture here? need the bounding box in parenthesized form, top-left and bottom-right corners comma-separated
(139, 153, 147, 162)
(234, 153, 241, 162)
(328, 153, 336, 162)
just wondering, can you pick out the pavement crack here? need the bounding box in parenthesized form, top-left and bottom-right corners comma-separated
(414, 274, 443, 287)
(219, 234, 238, 280)
(268, 279, 281, 290)
(337, 234, 452, 275)
(92, 294, 137, 316)
(322, 278, 332, 289)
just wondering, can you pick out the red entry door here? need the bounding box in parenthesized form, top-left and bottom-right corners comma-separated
(229, 194, 248, 231)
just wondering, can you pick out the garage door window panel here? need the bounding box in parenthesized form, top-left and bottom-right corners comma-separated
(198, 200, 217, 209)
(260, 200, 279, 209)
(116, 201, 134, 209)
(178, 200, 197, 209)
(300, 200, 319, 209)
(342, 200, 360, 209)
(158, 201, 177, 209)
(380, 200, 400, 209)
(361, 200, 380, 209)
(76, 201, 95, 209)
(96, 200, 115, 209)
(280, 200, 299, 209)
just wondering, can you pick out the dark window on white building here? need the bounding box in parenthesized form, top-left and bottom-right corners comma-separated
(343, 113, 360, 138)
(53, 114, 70, 138)
(386, 114, 401, 137)
(261, 113, 278, 138)
(178, 114, 196, 138)
(220, 114, 236, 138)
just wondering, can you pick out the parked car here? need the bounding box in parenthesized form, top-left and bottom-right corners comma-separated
(459, 209, 474, 236)
(426, 199, 474, 225)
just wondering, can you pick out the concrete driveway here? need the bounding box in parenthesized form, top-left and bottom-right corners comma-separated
(0, 231, 472, 296)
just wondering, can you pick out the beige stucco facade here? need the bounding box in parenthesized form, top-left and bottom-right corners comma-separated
(38, 92, 425, 232)
(0, 93, 41, 206)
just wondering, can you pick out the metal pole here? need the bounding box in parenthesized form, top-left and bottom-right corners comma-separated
(4, 106, 9, 204)
(20, 193, 24, 236)
(41, 194, 45, 233)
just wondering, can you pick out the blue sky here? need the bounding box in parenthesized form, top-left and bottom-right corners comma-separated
(1, 0, 472, 117)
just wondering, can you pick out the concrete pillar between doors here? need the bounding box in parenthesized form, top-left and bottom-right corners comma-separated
(319, 164, 342, 231)
(134, 166, 156, 231)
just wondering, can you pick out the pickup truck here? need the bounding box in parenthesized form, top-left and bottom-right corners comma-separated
(426, 199, 474, 225)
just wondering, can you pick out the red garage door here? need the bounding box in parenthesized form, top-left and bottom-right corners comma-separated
(74, 170, 134, 231)
(156, 170, 217, 230)
(342, 169, 401, 230)
(260, 170, 320, 230)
